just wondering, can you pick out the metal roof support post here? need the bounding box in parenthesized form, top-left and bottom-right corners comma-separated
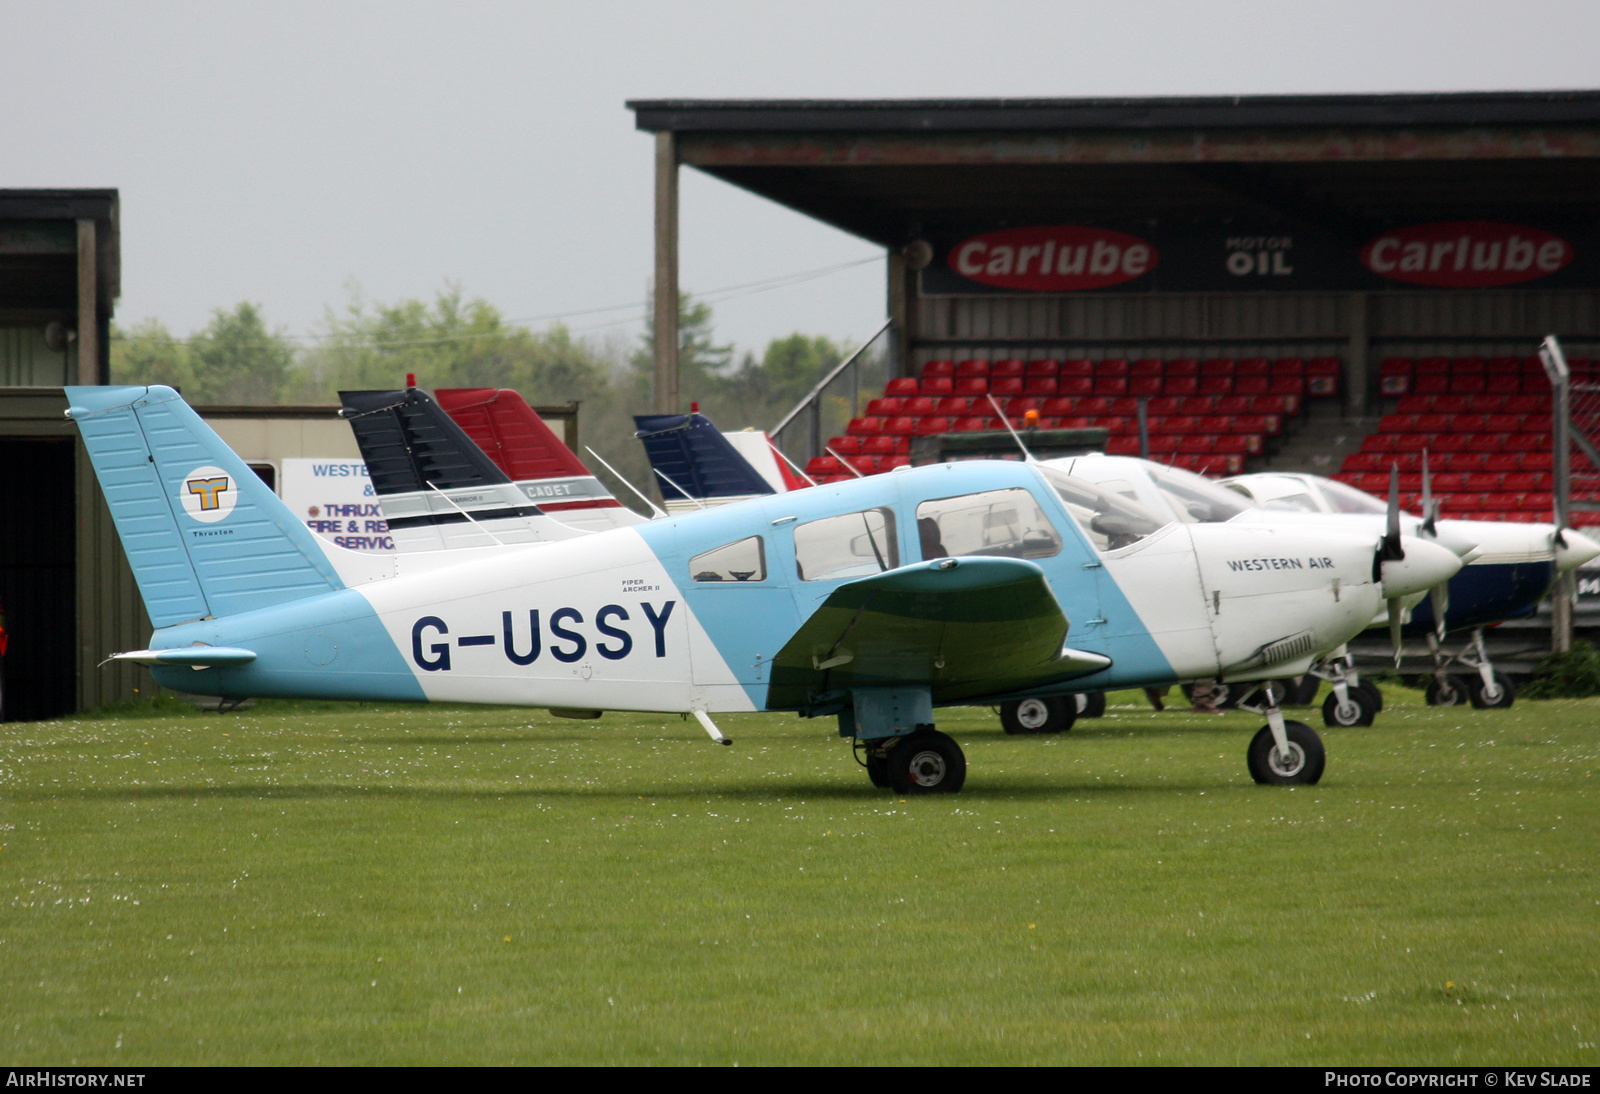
(1540, 335, 1573, 655)
(1345, 292, 1369, 420)
(76, 219, 98, 386)
(653, 131, 680, 414)
(887, 250, 911, 378)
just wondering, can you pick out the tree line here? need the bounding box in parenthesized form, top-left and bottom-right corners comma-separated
(111, 287, 860, 502)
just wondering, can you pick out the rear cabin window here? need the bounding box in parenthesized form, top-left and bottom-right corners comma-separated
(1037, 466, 1168, 552)
(793, 508, 898, 581)
(690, 536, 766, 582)
(916, 488, 1062, 561)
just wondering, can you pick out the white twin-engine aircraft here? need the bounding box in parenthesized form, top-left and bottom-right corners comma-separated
(71, 385, 1459, 793)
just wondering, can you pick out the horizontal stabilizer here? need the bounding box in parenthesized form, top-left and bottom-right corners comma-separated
(111, 647, 258, 667)
(767, 556, 1102, 709)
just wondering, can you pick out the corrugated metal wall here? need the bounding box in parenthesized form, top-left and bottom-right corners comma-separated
(0, 326, 74, 386)
(909, 288, 1600, 367)
(75, 434, 158, 710)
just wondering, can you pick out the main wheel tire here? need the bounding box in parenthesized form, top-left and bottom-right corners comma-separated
(1000, 696, 1075, 735)
(1321, 687, 1376, 727)
(1280, 675, 1321, 707)
(1077, 692, 1107, 718)
(1425, 675, 1470, 707)
(886, 729, 967, 794)
(865, 752, 891, 788)
(1355, 678, 1384, 713)
(1467, 671, 1517, 709)
(1247, 721, 1326, 785)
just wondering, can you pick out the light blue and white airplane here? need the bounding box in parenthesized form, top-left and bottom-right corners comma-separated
(70, 385, 1461, 792)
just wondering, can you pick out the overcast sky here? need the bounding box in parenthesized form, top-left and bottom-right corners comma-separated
(6, 0, 1600, 359)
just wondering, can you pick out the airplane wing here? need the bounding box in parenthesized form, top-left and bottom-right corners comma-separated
(766, 556, 1109, 710)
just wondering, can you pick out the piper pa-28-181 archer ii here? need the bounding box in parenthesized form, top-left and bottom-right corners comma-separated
(70, 384, 1460, 792)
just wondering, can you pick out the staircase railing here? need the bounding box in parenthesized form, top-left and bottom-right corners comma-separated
(770, 319, 892, 467)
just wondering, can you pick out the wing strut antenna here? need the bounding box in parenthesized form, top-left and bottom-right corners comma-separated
(985, 393, 1039, 463)
(825, 444, 866, 478)
(424, 480, 510, 547)
(652, 467, 708, 510)
(584, 446, 668, 519)
(767, 438, 820, 486)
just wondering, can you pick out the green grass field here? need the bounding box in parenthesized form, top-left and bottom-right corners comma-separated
(2, 686, 1597, 1065)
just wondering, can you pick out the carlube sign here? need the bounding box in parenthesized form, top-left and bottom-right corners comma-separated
(1360, 221, 1573, 288)
(948, 226, 1158, 291)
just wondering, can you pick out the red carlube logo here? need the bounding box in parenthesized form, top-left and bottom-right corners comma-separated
(949, 225, 1158, 291)
(1361, 221, 1573, 288)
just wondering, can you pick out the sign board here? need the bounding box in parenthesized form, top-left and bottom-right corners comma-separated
(279, 458, 394, 554)
(921, 219, 1595, 295)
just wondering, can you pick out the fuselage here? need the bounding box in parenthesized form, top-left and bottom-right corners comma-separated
(148, 461, 1404, 711)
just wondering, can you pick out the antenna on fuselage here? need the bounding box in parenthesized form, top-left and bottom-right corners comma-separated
(651, 467, 708, 510)
(824, 444, 866, 478)
(584, 446, 668, 519)
(423, 480, 510, 547)
(767, 438, 819, 487)
(985, 393, 1040, 464)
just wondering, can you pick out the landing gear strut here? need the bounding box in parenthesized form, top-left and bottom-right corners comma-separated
(1426, 628, 1516, 709)
(1239, 681, 1326, 785)
(1311, 650, 1379, 727)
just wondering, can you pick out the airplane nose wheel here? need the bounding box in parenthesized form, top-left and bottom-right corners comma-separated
(1247, 720, 1325, 785)
(1000, 696, 1075, 735)
(885, 729, 967, 794)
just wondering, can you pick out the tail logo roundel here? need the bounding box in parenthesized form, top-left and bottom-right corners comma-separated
(181, 465, 237, 523)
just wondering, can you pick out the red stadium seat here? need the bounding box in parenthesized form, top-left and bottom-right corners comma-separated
(1094, 378, 1129, 396)
(882, 456, 911, 470)
(1026, 359, 1060, 377)
(992, 358, 1025, 378)
(935, 396, 976, 415)
(1163, 376, 1200, 395)
(1453, 355, 1486, 373)
(1058, 376, 1094, 396)
(1486, 373, 1520, 394)
(1270, 375, 1307, 396)
(904, 396, 939, 416)
(883, 416, 917, 435)
(1024, 376, 1059, 396)
(1379, 357, 1414, 396)
(955, 377, 989, 395)
(1106, 436, 1141, 455)
(990, 377, 1024, 396)
(1078, 397, 1112, 415)
(1306, 358, 1342, 397)
(920, 377, 954, 395)
(865, 397, 902, 416)
(1237, 356, 1270, 376)
(1198, 375, 1233, 395)
(1147, 397, 1182, 414)
(1272, 356, 1306, 375)
(1131, 357, 1163, 376)
(847, 417, 883, 434)
(860, 435, 900, 456)
(956, 359, 990, 377)
(1130, 375, 1162, 395)
(951, 417, 988, 432)
(1450, 374, 1487, 394)
(913, 416, 951, 435)
(1200, 357, 1235, 376)
(1096, 358, 1130, 377)
(1107, 397, 1141, 415)
(828, 436, 860, 455)
(885, 377, 920, 396)
(1416, 356, 1450, 375)
(1523, 452, 1554, 471)
(806, 456, 843, 476)
(1178, 396, 1217, 415)
(1344, 452, 1385, 471)
(1061, 358, 1094, 377)
(920, 360, 954, 378)
(1414, 375, 1449, 395)
(1233, 376, 1270, 396)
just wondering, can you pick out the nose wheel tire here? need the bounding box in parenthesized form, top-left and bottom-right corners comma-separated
(865, 752, 892, 788)
(886, 729, 967, 794)
(1000, 696, 1076, 735)
(1279, 675, 1321, 707)
(1356, 678, 1384, 713)
(1467, 671, 1517, 709)
(1247, 721, 1325, 785)
(1321, 687, 1376, 727)
(1425, 675, 1469, 707)
(1076, 692, 1107, 718)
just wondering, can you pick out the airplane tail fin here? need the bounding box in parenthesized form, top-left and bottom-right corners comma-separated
(338, 387, 588, 551)
(66, 385, 345, 627)
(633, 412, 779, 513)
(435, 387, 645, 531)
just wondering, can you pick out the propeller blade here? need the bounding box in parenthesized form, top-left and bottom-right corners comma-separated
(1388, 596, 1406, 668)
(1420, 449, 1437, 536)
(1377, 464, 1406, 565)
(1429, 581, 1450, 643)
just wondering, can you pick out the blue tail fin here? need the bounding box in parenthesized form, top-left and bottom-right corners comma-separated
(633, 412, 776, 505)
(68, 385, 344, 626)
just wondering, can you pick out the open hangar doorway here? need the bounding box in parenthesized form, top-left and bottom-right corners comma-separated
(0, 437, 76, 721)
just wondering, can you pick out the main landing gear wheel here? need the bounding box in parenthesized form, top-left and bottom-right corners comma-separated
(1425, 675, 1470, 707)
(1279, 676, 1321, 707)
(865, 752, 892, 788)
(1357, 678, 1384, 713)
(1321, 687, 1377, 727)
(887, 729, 967, 795)
(1468, 671, 1517, 709)
(1000, 697, 1075, 735)
(1076, 692, 1107, 718)
(1247, 721, 1325, 785)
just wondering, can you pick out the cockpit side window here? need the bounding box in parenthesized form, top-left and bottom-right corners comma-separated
(1316, 478, 1388, 515)
(915, 488, 1062, 561)
(1261, 491, 1322, 513)
(1037, 466, 1168, 551)
(690, 536, 767, 582)
(793, 507, 898, 581)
